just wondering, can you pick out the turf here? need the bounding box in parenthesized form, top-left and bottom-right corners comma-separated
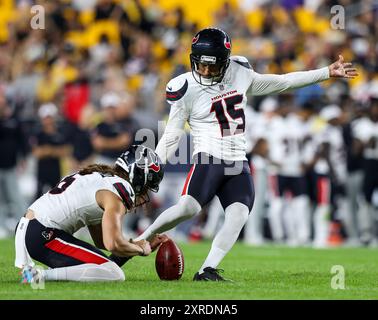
(0, 238, 377, 300)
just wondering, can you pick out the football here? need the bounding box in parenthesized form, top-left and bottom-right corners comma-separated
(155, 239, 184, 280)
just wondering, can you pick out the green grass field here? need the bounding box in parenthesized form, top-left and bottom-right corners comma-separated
(1, 238, 377, 300)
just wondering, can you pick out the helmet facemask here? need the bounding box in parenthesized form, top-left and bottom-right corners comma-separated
(190, 54, 230, 86)
(134, 186, 151, 208)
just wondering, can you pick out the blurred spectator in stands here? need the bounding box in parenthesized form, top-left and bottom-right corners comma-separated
(0, 88, 27, 237)
(8, 57, 42, 122)
(94, 39, 125, 97)
(36, 68, 61, 105)
(57, 43, 90, 125)
(136, 61, 161, 131)
(155, 9, 187, 59)
(213, 1, 239, 36)
(71, 0, 97, 12)
(31, 103, 71, 199)
(90, 34, 114, 69)
(69, 104, 96, 172)
(45, 1, 69, 35)
(133, 0, 158, 34)
(119, 20, 134, 62)
(63, 74, 90, 125)
(94, 0, 129, 23)
(172, 7, 189, 35)
(0, 43, 13, 83)
(281, 0, 303, 11)
(116, 93, 140, 146)
(124, 32, 152, 77)
(91, 92, 133, 165)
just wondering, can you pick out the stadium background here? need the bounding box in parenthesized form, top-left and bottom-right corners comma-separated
(0, 0, 377, 248)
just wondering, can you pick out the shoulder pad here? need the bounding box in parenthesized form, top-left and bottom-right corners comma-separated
(166, 75, 189, 102)
(112, 180, 135, 210)
(231, 55, 253, 70)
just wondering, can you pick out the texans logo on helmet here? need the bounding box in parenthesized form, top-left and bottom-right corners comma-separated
(147, 151, 161, 172)
(192, 35, 199, 44)
(224, 38, 231, 49)
(135, 147, 160, 173)
(149, 163, 160, 173)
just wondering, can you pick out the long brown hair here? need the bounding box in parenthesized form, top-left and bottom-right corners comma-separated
(78, 164, 129, 181)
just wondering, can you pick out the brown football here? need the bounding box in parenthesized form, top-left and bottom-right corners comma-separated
(155, 239, 184, 280)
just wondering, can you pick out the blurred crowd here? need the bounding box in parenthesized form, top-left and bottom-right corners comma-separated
(0, 0, 377, 246)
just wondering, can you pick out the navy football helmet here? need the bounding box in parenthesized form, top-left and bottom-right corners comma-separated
(190, 28, 232, 86)
(116, 145, 164, 196)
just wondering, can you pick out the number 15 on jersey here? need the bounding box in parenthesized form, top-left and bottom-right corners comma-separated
(210, 94, 245, 137)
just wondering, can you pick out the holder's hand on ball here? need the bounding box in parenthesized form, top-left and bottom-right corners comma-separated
(134, 239, 152, 256)
(150, 234, 170, 252)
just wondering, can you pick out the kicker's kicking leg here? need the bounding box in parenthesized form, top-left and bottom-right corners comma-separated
(134, 195, 202, 241)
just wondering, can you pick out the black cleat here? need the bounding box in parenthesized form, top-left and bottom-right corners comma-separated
(193, 267, 228, 281)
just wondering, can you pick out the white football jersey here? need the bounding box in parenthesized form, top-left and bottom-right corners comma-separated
(157, 56, 329, 162)
(268, 113, 310, 177)
(353, 117, 378, 160)
(314, 124, 346, 183)
(29, 172, 135, 234)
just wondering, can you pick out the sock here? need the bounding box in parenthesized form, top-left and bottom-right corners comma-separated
(42, 262, 124, 282)
(135, 195, 201, 241)
(199, 202, 249, 273)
